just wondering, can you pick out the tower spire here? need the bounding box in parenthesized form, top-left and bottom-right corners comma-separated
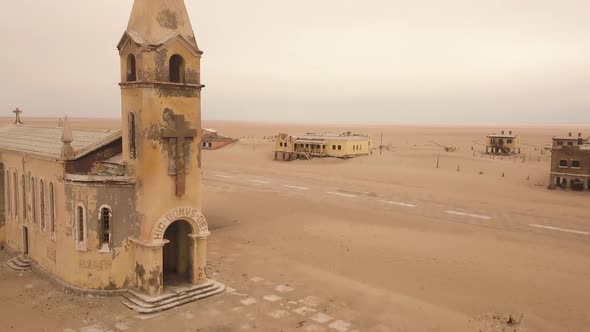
(61, 116, 75, 158)
(125, 0, 198, 49)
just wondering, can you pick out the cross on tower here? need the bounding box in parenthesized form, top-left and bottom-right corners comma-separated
(13, 107, 23, 125)
(161, 115, 197, 196)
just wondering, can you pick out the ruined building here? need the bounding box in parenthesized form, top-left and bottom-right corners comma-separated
(549, 132, 590, 191)
(201, 128, 236, 150)
(0, 0, 224, 312)
(485, 130, 521, 155)
(274, 132, 371, 161)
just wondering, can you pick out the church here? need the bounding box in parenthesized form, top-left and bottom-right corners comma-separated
(0, 0, 224, 312)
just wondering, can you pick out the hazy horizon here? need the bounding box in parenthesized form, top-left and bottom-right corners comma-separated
(1, 0, 589, 124)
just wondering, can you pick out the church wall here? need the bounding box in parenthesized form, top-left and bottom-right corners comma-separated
(2, 153, 64, 275)
(62, 182, 137, 290)
(64, 139, 122, 175)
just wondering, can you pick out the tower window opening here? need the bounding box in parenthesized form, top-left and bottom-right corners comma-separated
(129, 112, 137, 159)
(127, 54, 137, 82)
(169, 54, 185, 83)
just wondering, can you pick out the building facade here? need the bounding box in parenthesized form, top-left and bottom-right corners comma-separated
(485, 130, 521, 154)
(0, 0, 224, 305)
(548, 133, 590, 191)
(274, 132, 371, 161)
(201, 128, 236, 150)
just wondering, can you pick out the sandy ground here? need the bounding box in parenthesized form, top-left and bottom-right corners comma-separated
(1, 118, 590, 331)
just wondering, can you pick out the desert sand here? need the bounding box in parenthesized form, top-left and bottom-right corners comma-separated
(1, 117, 590, 331)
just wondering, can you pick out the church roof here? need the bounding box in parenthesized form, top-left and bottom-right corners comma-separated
(123, 0, 199, 50)
(0, 124, 121, 160)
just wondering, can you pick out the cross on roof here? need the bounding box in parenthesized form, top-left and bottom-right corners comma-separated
(13, 107, 23, 125)
(161, 114, 197, 196)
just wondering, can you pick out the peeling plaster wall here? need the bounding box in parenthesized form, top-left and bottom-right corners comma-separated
(120, 39, 203, 242)
(2, 153, 64, 278)
(65, 139, 123, 175)
(63, 182, 137, 289)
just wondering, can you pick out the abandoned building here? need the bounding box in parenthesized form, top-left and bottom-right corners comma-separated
(549, 132, 590, 191)
(485, 130, 521, 154)
(274, 132, 371, 161)
(201, 128, 236, 150)
(0, 0, 224, 313)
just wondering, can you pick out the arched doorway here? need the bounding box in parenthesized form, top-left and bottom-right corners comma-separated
(163, 220, 193, 285)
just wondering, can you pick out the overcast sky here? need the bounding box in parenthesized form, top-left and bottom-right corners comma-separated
(0, 0, 589, 124)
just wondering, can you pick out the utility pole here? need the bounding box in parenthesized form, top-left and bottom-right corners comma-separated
(380, 132, 383, 156)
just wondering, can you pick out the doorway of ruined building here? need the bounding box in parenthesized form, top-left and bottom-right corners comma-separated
(162, 220, 194, 286)
(22, 226, 29, 256)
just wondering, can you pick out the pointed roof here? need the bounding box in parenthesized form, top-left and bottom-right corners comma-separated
(61, 116, 73, 143)
(124, 0, 198, 50)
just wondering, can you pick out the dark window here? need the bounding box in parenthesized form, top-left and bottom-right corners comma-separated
(101, 207, 111, 245)
(169, 54, 185, 83)
(507, 139, 513, 144)
(572, 160, 581, 168)
(129, 112, 136, 159)
(559, 160, 568, 167)
(13, 172, 18, 219)
(332, 145, 336, 150)
(5, 171, 9, 216)
(280, 142, 283, 147)
(40, 180, 45, 230)
(338, 145, 342, 150)
(126, 54, 137, 82)
(31, 178, 36, 223)
(77, 206, 85, 242)
(567, 141, 573, 146)
(21, 175, 26, 220)
(557, 141, 563, 146)
(49, 183, 55, 235)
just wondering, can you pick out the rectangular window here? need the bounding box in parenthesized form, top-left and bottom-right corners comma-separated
(338, 145, 342, 150)
(559, 160, 568, 167)
(572, 160, 581, 168)
(507, 139, 513, 144)
(76, 205, 86, 251)
(567, 141, 573, 146)
(332, 145, 336, 150)
(557, 141, 563, 146)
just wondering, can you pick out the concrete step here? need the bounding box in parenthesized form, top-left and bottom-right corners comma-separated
(123, 280, 220, 309)
(7, 260, 30, 271)
(121, 280, 225, 314)
(12, 257, 31, 268)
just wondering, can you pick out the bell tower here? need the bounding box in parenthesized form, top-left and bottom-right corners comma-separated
(118, 0, 212, 296)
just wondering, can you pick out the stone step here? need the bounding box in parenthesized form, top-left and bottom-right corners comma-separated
(12, 257, 31, 268)
(17, 256, 31, 264)
(123, 281, 220, 309)
(126, 279, 217, 305)
(7, 260, 30, 271)
(121, 280, 225, 314)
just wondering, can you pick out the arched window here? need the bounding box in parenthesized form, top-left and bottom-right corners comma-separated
(13, 172, 18, 219)
(169, 54, 185, 83)
(128, 112, 136, 159)
(76, 204, 86, 251)
(40, 180, 45, 230)
(127, 54, 137, 82)
(30, 178, 36, 224)
(6, 171, 10, 216)
(99, 206, 112, 249)
(21, 175, 26, 220)
(49, 183, 55, 237)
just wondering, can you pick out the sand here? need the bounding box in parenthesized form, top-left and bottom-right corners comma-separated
(1, 118, 589, 331)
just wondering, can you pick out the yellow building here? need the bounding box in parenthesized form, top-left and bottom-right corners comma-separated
(485, 130, 521, 155)
(0, 0, 224, 313)
(274, 132, 371, 161)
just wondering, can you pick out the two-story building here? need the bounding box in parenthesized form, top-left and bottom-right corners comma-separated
(549, 133, 590, 191)
(485, 130, 521, 155)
